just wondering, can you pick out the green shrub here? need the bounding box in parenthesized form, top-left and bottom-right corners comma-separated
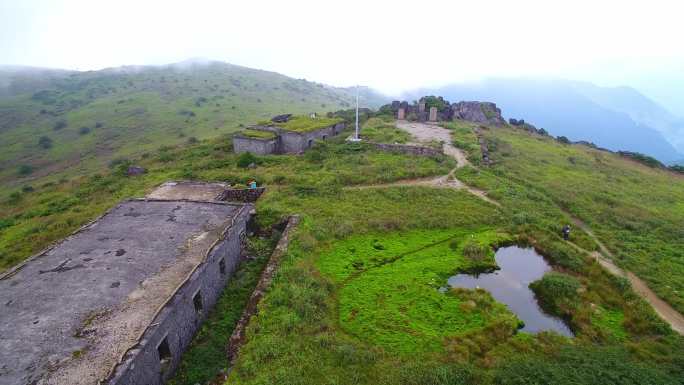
(38, 136, 53, 149)
(618, 151, 664, 168)
(493, 346, 681, 385)
(53, 120, 67, 130)
(530, 272, 581, 316)
(394, 362, 474, 385)
(0, 218, 15, 230)
(237, 152, 257, 168)
(17, 164, 34, 176)
(463, 240, 489, 263)
(556, 136, 570, 144)
(7, 191, 22, 204)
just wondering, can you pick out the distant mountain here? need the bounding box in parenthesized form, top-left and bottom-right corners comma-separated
(0, 60, 388, 187)
(406, 79, 683, 163)
(0, 66, 74, 98)
(569, 82, 684, 153)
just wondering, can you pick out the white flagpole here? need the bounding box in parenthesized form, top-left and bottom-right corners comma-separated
(355, 85, 360, 140)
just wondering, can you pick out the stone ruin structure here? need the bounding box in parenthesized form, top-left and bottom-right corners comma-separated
(0, 182, 256, 385)
(233, 114, 345, 155)
(387, 97, 506, 126)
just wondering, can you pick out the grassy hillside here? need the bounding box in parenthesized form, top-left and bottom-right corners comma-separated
(1, 114, 682, 384)
(0, 60, 387, 192)
(450, 123, 684, 314)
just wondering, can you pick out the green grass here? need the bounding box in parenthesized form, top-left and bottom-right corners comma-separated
(0, 136, 452, 272)
(224, 121, 683, 384)
(591, 307, 628, 342)
(0, 62, 384, 194)
(359, 116, 412, 143)
(1, 110, 683, 384)
(472, 125, 684, 314)
(318, 230, 516, 354)
(168, 237, 276, 385)
(271, 115, 343, 133)
(237, 129, 277, 140)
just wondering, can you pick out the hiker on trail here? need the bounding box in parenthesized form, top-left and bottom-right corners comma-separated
(562, 225, 571, 240)
(248, 180, 257, 189)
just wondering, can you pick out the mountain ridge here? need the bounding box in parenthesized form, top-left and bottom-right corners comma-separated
(0, 60, 388, 189)
(404, 78, 683, 163)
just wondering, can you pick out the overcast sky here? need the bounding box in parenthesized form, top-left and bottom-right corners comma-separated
(1, 0, 683, 114)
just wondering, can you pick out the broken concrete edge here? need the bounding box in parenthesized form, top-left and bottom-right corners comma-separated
(99, 201, 254, 384)
(150, 180, 231, 200)
(0, 186, 250, 281)
(225, 215, 301, 365)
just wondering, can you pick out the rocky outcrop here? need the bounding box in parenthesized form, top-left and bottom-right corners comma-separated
(385, 98, 505, 126)
(452, 101, 505, 126)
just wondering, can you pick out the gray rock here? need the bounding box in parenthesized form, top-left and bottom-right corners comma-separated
(126, 166, 146, 176)
(451, 101, 505, 126)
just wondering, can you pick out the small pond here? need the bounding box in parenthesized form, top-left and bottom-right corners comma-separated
(446, 246, 574, 337)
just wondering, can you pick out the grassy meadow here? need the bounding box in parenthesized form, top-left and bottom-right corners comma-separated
(1, 112, 683, 384)
(455, 123, 684, 314)
(0, 62, 386, 192)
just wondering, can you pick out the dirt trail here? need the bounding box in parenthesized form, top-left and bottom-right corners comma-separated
(377, 121, 684, 334)
(567, 216, 684, 335)
(354, 120, 500, 206)
(353, 119, 684, 334)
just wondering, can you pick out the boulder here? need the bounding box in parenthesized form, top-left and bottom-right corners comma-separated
(451, 101, 506, 126)
(126, 166, 146, 176)
(271, 114, 292, 123)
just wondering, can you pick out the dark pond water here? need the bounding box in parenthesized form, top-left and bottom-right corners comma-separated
(446, 246, 574, 336)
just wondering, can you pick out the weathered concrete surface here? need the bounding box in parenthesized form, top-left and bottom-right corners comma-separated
(147, 181, 228, 201)
(0, 200, 249, 385)
(429, 107, 438, 122)
(278, 124, 344, 154)
(233, 123, 346, 155)
(232, 136, 278, 155)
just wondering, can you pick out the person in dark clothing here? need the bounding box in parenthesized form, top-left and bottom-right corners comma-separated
(562, 225, 571, 240)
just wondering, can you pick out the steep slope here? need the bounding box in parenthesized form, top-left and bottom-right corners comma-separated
(408, 79, 682, 163)
(0, 60, 388, 190)
(570, 81, 684, 153)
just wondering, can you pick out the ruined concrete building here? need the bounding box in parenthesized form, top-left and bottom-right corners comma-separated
(387, 97, 506, 126)
(233, 114, 345, 155)
(0, 182, 254, 385)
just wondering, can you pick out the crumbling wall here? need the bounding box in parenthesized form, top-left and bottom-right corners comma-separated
(217, 187, 266, 203)
(233, 136, 278, 155)
(105, 205, 253, 385)
(279, 124, 340, 153)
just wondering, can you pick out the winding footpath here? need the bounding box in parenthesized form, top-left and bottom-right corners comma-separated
(568, 216, 684, 334)
(347, 121, 499, 207)
(353, 120, 684, 334)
